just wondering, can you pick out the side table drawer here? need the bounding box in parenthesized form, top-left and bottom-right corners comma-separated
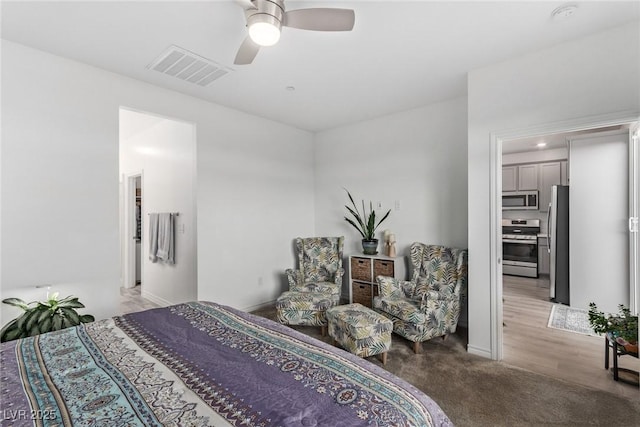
(351, 257, 372, 281)
(373, 259, 394, 278)
(352, 281, 372, 308)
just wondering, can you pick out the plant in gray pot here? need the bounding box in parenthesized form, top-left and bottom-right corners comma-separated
(344, 189, 391, 255)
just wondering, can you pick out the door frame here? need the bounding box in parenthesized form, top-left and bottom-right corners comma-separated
(123, 171, 143, 290)
(630, 124, 639, 314)
(489, 110, 639, 360)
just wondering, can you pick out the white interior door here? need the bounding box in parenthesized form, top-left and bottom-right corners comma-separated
(569, 130, 630, 313)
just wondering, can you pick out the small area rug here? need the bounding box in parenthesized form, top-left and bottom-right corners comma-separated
(548, 304, 597, 336)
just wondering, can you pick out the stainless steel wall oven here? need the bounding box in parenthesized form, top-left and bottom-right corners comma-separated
(502, 219, 540, 278)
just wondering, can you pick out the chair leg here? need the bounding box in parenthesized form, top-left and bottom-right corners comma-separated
(320, 325, 327, 337)
(413, 341, 421, 354)
(442, 334, 448, 341)
(380, 352, 387, 365)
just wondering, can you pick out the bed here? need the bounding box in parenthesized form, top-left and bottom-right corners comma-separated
(0, 301, 452, 426)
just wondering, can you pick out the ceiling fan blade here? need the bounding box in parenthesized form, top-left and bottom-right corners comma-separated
(234, 36, 260, 65)
(283, 8, 355, 31)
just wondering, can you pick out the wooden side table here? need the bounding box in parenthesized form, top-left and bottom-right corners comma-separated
(604, 333, 639, 386)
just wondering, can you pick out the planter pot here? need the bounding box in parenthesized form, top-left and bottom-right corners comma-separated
(615, 337, 639, 354)
(362, 239, 378, 255)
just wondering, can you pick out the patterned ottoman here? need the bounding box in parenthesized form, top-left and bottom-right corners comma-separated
(326, 303, 393, 365)
(275, 291, 339, 336)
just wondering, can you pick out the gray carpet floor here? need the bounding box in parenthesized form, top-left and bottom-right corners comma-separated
(251, 306, 640, 426)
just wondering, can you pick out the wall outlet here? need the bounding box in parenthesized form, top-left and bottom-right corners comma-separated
(394, 200, 401, 211)
(377, 201, 382, 209)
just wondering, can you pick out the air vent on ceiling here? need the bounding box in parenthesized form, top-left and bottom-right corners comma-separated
(147, 45, 232, 87)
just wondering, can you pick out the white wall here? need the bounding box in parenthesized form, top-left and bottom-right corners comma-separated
(120, 109, 197, 306)
(314, 97, 469, 322)
(1, 42, 120, 324)
(1, 40, 315, 326)
(467, 22, 640, 357)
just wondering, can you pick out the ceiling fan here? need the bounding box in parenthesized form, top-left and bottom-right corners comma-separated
(233, 0, 355, 65)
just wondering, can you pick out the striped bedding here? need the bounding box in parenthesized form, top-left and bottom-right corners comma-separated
(0, 301, 451, 426)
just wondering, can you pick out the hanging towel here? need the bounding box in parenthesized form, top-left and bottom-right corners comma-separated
(148, 213, 159, 262)
(156, 213, 175, 264)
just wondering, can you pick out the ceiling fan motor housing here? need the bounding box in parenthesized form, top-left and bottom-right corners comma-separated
(246, 0, 285, 32)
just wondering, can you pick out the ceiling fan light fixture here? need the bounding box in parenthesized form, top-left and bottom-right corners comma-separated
(248, 10, 282, 47)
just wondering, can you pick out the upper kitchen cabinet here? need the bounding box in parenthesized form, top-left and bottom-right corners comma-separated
(502, 164, 538, 192)
(539, 162, 562, 212)
(502, 166, 517, 191)
(518, 164, 539, 190)
(561, 160, 568, 185)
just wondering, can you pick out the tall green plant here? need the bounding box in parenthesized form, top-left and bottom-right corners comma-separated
(0, 293, 95, 342)
(344, 189, 391, 240)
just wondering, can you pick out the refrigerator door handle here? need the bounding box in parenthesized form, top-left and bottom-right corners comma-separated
(629, 217, 639, 233)
(546, 204, 552, 253)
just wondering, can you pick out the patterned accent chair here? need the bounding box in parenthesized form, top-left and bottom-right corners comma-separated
(373, 243, 468, 353)
(276, 237, 345, 335)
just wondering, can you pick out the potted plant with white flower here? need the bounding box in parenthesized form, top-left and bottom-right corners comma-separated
(0, 292, 95, 342)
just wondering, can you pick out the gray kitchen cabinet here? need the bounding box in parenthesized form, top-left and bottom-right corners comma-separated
(502, 166, 517, 191)
(502, 164, 538, 192)
(518, 164, 539, 190)
(538, 162, 562, 212)
(561, 160, 568, 185)
(538, 236, 549, 275)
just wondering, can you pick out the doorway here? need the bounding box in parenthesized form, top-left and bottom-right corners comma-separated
(123, 172, 143, 290)
(492, 116, 639, 397)
(118, 107, 198, 309)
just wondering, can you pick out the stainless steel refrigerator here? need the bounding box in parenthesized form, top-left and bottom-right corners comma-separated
(547, 185, 569, 305)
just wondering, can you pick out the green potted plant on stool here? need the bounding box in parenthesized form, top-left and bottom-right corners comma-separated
(344, 189, 391, 255)
(588, 303, 638, 354)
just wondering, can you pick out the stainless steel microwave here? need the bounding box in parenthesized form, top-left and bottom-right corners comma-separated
(502, 191, 539, 210)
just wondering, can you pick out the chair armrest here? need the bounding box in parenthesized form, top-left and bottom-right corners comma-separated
(334, 267, 345, 284)
(377, 276, 413, 299)
(285, 268, 303, 291)
(420, 289, 456, 310)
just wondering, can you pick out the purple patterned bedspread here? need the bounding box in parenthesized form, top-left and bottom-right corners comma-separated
(0, 301, 452, 426)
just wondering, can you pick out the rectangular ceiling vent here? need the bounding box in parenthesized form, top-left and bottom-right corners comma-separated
(147, 45, 232, 87)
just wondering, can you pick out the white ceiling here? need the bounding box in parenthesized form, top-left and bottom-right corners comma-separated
(2, 1, 639, 132)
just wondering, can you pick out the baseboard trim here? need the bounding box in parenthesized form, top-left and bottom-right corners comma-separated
(467, 344, 492, 359)
(141, 291, 172, 307)
(242, 300, 276, 313)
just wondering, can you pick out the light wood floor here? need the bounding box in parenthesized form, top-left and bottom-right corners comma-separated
(502, 274, 639, 399)
(119, 285, 160, 314)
